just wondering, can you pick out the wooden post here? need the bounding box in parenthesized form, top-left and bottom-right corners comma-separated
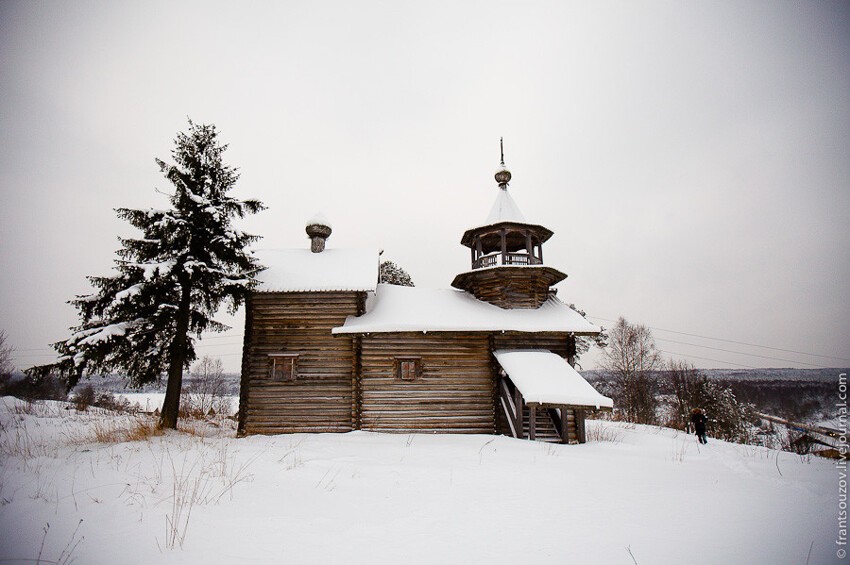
(560, 406, 569, 444)
(514, 387, 523, 438)
(489, 335, 498, 434)
(352, 335, 362, 430)
(351, 292, 367, 430)
(528, 403, 537, 441)
(500, 228, 507, 266)
(577, 409, 586, 443)
(236, 295, 254, 437)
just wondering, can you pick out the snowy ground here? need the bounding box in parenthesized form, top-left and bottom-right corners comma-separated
(0, 396, 838, 564)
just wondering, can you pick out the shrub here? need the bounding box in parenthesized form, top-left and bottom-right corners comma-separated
(94, 391, 135, 413)
(73, 384, 96, 411)
(659, 360, 756, 444)
(69, 385, 136, 413)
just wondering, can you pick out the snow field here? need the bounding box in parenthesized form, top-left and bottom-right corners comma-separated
(0, 396, 836, 564)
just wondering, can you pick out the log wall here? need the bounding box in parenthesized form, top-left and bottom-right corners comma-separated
(359, 332, 496, 433)
(238, 291, 362, 435)
(492, 332, 571, 358)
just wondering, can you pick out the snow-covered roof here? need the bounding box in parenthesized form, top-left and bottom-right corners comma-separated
(254, 248, 379, 292)
(332, 284, 600, 334)
(485, 188, 525, 225)
(493, 349, 613, 409)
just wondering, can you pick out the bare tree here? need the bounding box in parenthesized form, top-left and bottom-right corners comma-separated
(599, 317, 662, 424)
(666, 359, 707, 430)
(0, 330, 14, 378)
(180, 356, 231, 417)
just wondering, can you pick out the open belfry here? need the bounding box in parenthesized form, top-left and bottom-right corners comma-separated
(238, 142, 612, 442)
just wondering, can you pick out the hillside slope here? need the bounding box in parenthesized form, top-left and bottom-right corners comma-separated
(0, 397, 836, 564)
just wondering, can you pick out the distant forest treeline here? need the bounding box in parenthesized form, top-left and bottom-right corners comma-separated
(585, 367, 846, 423)
(584, 367, 846, 383)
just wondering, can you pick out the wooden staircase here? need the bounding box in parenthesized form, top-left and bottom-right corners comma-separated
(498, 375, 581, 444)
(520, 406, 562, 443)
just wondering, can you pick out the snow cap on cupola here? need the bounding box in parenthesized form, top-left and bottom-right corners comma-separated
(486, 138, 525, 225)
(305, 212, 332, 253)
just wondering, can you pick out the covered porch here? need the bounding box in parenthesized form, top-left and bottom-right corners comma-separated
(494, 349, 613, 443)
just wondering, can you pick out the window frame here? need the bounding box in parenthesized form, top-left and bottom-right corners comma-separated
(268, 353, 299, 382)
(394, 356, 422, 381)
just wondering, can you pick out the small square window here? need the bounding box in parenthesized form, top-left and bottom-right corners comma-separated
(269, 354, 298, 381)
(396, 357, 420, 381)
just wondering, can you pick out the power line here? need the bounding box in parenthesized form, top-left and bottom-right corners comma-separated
(655, 338, 829, 369)
(587, 315, 850, 363)
(9, 331, 245, 353)
(659, 349, 758, 369)
(11, 353, 62, 359)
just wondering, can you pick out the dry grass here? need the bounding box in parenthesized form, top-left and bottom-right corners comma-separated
(58, 415, 165, 445)
(9, 399, 62, 418)
(585, 422, 625, 443)
(91, 417, 163, 443)
(671, 439, 689, 463)
(1, 425, 56, 459)
(2, 395, 261, 555)
(0, 418, 59, 459)
(176, 417, 236, 438)
(159, 440, 259, 549)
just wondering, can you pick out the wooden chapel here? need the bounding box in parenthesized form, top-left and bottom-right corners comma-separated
(238, 144, 612, 442)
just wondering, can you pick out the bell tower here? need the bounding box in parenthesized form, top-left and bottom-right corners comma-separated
(451, 140, 567, 309)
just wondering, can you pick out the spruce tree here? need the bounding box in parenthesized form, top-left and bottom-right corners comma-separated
(378, 260, 414, 287)
(34, 121, 264, 428)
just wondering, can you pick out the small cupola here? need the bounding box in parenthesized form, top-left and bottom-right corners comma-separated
(451, 140, 567, 309)
(306, 213, 332, 253)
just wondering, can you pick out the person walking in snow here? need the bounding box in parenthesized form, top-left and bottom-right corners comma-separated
(690, 408, 708, 444)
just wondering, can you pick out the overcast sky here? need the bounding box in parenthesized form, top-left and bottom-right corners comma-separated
(1, 1, 848, 374)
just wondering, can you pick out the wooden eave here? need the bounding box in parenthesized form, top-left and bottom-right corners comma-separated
(526, 400, 614, 411)
(451, 264, 567, 290)
(251, 289, 375, 294)
(331, 328, 601, 338)
(460, 221, 554, 248)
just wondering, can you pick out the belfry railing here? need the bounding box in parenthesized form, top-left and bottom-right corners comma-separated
(473, 252, 542, 269)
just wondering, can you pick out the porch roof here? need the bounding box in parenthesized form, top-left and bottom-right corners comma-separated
(493, 349, 613, 409)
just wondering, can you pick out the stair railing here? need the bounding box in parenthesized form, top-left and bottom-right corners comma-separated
(499, 376, 524, 439)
